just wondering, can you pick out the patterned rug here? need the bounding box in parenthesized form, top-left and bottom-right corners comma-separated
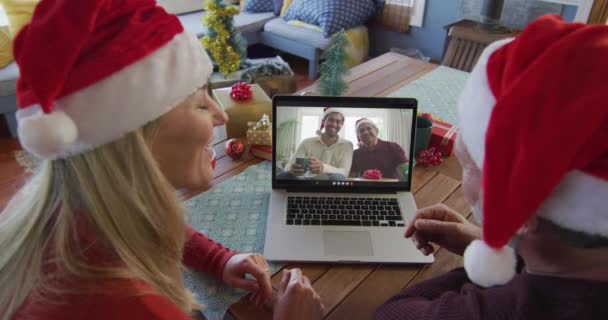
(389, 65, 469, 126)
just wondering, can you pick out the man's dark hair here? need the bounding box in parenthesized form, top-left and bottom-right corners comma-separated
(541, 217, 608, 249)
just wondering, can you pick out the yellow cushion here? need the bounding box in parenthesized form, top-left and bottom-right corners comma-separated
(0, 0, 40, 69)
(1, 0, 40, 37)
(0, 27, 12, 68)
(280, 0, 292, 16)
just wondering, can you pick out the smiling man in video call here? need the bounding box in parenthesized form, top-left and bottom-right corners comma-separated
(278, 107, 353, 180)
(350, 118, 409, 180)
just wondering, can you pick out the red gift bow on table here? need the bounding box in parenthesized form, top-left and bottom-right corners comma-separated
(225, 138, 245, 159)
(230, 81, 252, 100)
(417, 147, 443, 167)
(363, 169, 382, 179)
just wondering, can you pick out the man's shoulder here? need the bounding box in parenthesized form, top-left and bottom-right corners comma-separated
(337, 138, 354, 147)
(300, 136, 320, 144)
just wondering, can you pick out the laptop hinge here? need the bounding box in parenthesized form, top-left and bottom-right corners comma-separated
(284, 189, 400, 194)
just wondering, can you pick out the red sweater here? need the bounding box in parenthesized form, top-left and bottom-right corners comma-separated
(375, 268, 608, 320)
(14, 226, 237, 320)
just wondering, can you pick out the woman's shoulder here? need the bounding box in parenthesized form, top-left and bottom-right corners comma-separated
(15, 279, 192, 320)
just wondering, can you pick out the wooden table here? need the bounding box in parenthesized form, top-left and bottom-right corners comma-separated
(199, 52, 472, 320)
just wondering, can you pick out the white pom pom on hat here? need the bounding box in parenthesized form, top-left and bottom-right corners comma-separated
(18, 109, 78, 159)
(458, 15, 608, 287)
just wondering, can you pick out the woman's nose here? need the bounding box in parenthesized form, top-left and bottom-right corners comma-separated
(210, 100, 228, 126)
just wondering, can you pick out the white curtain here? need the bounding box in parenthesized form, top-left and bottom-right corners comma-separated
(385, 109, 413, 159)
(276, 107, 299, 162)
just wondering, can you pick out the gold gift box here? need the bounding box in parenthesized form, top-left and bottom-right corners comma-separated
(212, 84, 272, 139)
(246, 123, 272, 146)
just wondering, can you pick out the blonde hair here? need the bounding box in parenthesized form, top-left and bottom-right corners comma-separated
(0, 121, 199, 319)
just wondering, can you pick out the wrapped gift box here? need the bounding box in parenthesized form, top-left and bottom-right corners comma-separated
(429, 119, 458, 157)
(246, 121, 272, 146)
(212, 84, 271, 139)
(249, 145, 272, 160)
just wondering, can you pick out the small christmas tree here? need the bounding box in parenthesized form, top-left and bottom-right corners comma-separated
(201, 0, 247, 76)
(318, 30, 349, 96)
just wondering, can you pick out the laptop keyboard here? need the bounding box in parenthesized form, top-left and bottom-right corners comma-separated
(286, 196, 405, 227)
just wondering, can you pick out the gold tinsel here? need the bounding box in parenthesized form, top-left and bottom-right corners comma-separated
(200, 1, 241, 76)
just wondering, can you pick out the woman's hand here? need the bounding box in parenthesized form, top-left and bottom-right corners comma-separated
(273, 269, 323, 320)
(222, 253, 273, 308)
(405, 204, 481, 256)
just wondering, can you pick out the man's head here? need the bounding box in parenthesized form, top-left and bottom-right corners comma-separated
(355, 118, 378, 146)
(317, 107, 345, 137)
(456, 15, 608, 288)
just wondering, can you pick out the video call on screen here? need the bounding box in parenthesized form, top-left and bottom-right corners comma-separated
(275, 106, 413, 184)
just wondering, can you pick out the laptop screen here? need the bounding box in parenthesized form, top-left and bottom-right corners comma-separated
(272, 96, 417, 193)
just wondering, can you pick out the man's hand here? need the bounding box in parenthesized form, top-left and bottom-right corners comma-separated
(273, 269, 324, 320)
(404, 204, 481, 256)
(289, 164, 305, 176)
(222, 254, 274, 308)
(308, 156, 324, 174)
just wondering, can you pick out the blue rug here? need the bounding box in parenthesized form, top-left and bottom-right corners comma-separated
(183, 161, 284, 320)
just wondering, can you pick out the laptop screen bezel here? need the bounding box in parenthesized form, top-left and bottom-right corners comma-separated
(272, 95, 418, 193)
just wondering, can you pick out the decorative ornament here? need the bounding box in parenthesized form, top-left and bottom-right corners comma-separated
(200, 0, 246, 76)
(252, 113, 270, 131)
(417, 147, 443, 167)
(225, 138, 245, 159)
(230, 81, 252, 100)
(363, 169, 382, 180)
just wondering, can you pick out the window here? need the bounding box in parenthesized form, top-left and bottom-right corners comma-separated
(539, 0, 595, 22)
(386, 0, 427, 27)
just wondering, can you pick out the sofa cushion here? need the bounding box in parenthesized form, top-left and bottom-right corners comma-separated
(157, 0, 203, 14)
(243, 0, 273, 13)
(263, 18, 331, 50)
(283, 0, 376, 38)
(0, 61, 19, 96)
(178, 11, 274, 38)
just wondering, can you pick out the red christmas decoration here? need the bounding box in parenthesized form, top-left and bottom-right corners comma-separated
(225, 138, 245, 159)
(417, 147, 443, 167)
(363, 169, 382, 179)
(230, 81, 252, 100)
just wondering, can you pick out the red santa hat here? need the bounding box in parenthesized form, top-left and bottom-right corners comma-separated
(14, 0, 212, 159)
(316, 107, 345, 135)
(458, 15, 608, 288)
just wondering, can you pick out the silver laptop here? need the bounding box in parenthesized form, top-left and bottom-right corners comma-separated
(264, 95, 434, 264)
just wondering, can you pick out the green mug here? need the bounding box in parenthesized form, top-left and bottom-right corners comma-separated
(414, 116, 433, 159)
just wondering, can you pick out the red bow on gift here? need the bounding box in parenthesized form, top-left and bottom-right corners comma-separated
(417, 147, 443, 167)
(363, 169, 382, 179)
(230, 81, 252, 100)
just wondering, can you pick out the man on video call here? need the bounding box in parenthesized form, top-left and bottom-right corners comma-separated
(278, 107, 353, 181)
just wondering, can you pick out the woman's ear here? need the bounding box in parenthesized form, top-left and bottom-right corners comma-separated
(516, 215, 540, 236)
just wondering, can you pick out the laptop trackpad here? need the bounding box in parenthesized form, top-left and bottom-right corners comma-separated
(323, 231, 373, 256)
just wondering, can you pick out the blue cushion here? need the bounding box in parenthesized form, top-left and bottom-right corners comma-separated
(244, 0, 274, 13)
(283, 0, 376, 38)
(272, 0, 283, 16)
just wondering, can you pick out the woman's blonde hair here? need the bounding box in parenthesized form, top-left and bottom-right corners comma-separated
(0, 121, 199, 319)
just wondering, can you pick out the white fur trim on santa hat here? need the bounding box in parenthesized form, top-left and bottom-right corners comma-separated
(17, 31, 212, 159)
(458, 38, 514, 168)
(464, 239, 517, 288)
(355, 119, 376, 133)
(537, 171, 608, 237)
